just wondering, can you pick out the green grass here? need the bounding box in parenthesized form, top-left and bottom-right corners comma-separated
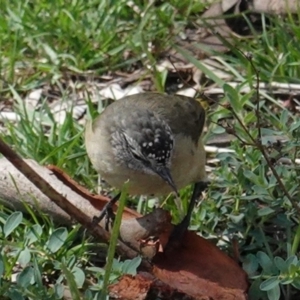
(1, 0, 300, 299)
(0, 0, 206, 91)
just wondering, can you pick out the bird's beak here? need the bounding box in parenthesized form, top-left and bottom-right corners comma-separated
(155, 166, 179, 197)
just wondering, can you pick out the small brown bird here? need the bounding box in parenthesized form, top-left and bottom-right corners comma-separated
(85, 93, 207, 236)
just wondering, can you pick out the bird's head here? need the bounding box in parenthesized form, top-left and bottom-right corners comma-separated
(111, 111, 178, 195)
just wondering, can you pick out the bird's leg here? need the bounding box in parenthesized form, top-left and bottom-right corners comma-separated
(166, 181, 208, 249)
(183, 181, 208, 230)
(92, 192, 121, 230)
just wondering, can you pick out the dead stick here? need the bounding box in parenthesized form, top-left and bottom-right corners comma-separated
(0, 137, 137, 259)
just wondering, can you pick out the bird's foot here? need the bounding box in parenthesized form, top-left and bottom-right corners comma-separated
(92, 193, 120, 230)
(165, 215, 190, 251)
(165, 181, 209, 251)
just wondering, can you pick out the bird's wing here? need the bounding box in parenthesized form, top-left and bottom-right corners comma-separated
(134, 93, 206, 144)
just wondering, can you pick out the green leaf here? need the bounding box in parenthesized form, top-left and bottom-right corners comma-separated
(257, 207, 275, 217)
(122, 256, 142, 276)
(210, 107, 232, 123)
(280, 109, 289, 126)
(121, 259, 131, 274)
(173, 45, 225, 87)
(274, 257, 287, 272)
(260, 276, 280, 291)
(267, 284, 280, 300)
(46, 227, 68, 253)
(289, 263, 298, 275)
(17, 266, 34, 288)
(291, 277, 300, 289)
(4, 211, 23, 237)
(72, 266, 85, 288)
(257, 252, 275, 274)
(240, 92, 255, 109)
(286, 255, 298, 268)
(211, 125, 226, 134)
(42, 43, 59, 64)
(243, 170, 261, 186)
(25, 224, 43, 245)
(18, 247, 31, 267)
(290, 120, 300, 132)
(54, 283, 64, 298)
(84, 289, 93, 299)
(111, 258, 122, 274)
(33, 256, 43, 287)
(223, 83, 241, 112)
(5, 290, 24, 300)
(228, 213, 244, 223)
(61, 263, 81, 300)
(243, 254, 258, 276)
(244, 111, 256, 124)
(87, 266, 105, 274)
(248, 278, 265, 300)
(280, 277, 293, 285)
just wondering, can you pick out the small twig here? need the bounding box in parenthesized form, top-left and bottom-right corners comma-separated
(248, 54, 262, 142)
(228, 94, 300, 214)
(247, 55, 300, 215)
(228, 52, 300, 215)
(210, 120, 254, 146)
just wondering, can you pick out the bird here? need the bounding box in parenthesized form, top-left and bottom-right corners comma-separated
(85, 92, 208, 243)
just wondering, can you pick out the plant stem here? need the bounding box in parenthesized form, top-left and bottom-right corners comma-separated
(100, 182, 128, 300)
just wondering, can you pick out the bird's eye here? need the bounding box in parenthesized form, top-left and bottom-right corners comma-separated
(130, 148, 144, 161)
(131, 150, 150, 166)
(132, 152, 142, 160)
